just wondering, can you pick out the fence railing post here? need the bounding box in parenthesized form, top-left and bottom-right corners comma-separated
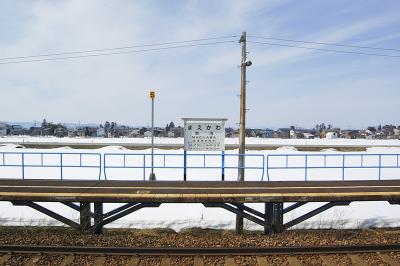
(60, 153, 63, 180)
(143, 155, 146, 181)
(221, 151, 225, 181)
(21, 153, 25, 180)
(266, 155, 270, 181)
(304, 155, 308, 181)
(183, 151, 187, 181)
(378, 155, 382, 180)
(342, 155, 345, 181)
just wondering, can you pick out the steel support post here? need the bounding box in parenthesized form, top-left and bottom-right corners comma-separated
(265, 202, 283, 233)
(80, 202, 91, 233)
(93, 202, 103, 234)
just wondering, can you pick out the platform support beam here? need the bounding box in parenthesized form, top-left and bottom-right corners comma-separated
(265, 202, 283, 233)
(61, 202, 95, 218)
(102, 203, 138, 219)
(95, 203, 161, 228)
(11, 201, 79, 228)
(80, 202, 91, 233)
(284, 201, 350, 230)
(204, 203, 271, 229)
(283, 202, 307, 214)
(93, 202, 103, 234)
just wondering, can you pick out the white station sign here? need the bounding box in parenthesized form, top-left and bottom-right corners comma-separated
(183, 118, 226, 151)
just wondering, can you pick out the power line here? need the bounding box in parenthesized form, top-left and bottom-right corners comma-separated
(248, 35, 400, 53)
(247, 40, 400, 58)
(0, 35, 238, 61)
(0, 40, 235, 65)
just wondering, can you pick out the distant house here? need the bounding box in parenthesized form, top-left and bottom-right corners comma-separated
(170, 127, 184, 138)
(261, 129, 275, 138)
(167, 131, 175, 138)
(144, 130, 152, 137)
(250, 128, 275, 138)
(302, 132, 315, 139)
(325, 131, 339, 139)
(54, 127, 66, 138)
(394, 128, 400, 137)
(340, 130, 358, 139)
(225, 128, 238, 138)
(97, 127, 106, 137)
(0, 123, 7, 136)
(290, 129, 315, 139)
(10, 125, 24, 135)
(29, 127, 42, 136)
(130, 128, 140, 137)
(276, 128, 291, 139)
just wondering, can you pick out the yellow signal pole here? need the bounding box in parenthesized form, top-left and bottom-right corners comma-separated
(149, 91, 156, 181)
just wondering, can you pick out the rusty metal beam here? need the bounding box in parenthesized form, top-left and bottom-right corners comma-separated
(11, 201, 79, 228)
(96, 203, 161, 228)
(284, 201, 351, 230)
(283, 202, 307, 214)
(204, 203, 271, 229)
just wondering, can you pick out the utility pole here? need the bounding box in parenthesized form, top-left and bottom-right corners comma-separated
(236, 31, 251, 234)
(149, 91, 156, 181)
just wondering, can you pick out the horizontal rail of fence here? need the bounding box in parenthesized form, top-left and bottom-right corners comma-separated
(0, 152, 102, 180)
(103, 153, 265, 181)
(265, 153, 400, 181)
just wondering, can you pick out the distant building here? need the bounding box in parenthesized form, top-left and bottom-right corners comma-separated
(10, 125, 24, 135)
(167, 131, 175, 138)
(170, 127, 184, 138)
(276, 128, 291, 139)
(0, 123, 7, 136)
(97, 127, 106, 137)
(325, 131, 339, 139)
(130, 128, 140, 137)
(302, 132, 315, 139)
(144, 130, 152, 137)
(340, 130, 358, 139)
(54, 127, 66, 138)
(290, 129, 315, 139)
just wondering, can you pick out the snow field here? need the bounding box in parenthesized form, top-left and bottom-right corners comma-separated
(0, 142, 399, 231)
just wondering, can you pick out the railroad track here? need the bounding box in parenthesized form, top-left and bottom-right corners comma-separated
(0, 244, 400, 265)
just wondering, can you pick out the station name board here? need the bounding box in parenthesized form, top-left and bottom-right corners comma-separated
(183, 119, 226, 151)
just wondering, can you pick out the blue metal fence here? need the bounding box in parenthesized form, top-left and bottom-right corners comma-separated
(103, 152, 265, 180)
(3, 151, 400, 182)
(265, 153, 400, 181)
(0, 152, 102, 180)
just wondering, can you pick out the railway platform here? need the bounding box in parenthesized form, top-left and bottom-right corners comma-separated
(1, 179, 400, 234)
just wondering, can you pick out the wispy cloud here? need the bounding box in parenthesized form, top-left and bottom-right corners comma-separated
(0, 0, 399, 128)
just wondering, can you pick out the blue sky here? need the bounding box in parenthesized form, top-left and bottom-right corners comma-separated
(0, 0, 399, 129)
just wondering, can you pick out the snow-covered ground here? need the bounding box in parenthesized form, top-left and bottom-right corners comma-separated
(0, 138, 400, 231)
(2, 136, 400, 148)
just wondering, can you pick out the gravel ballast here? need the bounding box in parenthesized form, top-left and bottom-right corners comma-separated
(0, 226, 400, 265)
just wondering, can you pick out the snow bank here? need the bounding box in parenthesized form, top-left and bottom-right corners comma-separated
(0, 138, 399, 231)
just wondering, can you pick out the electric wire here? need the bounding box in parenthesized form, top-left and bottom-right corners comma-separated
(248, 35, 400, 53)
(0, 35, 237, 61)
(247, 40, 400, 58)
(0, 40, 235, 65)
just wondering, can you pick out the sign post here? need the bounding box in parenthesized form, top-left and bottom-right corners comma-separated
(149, 91, 156, 181)
(182, 118, 227, 181)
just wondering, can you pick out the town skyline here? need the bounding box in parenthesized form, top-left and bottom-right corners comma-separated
(1, 119, 399, 140)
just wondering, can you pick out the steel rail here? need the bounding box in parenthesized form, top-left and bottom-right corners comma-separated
(0, 244, 400, 256)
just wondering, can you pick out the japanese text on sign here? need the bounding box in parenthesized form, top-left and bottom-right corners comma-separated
(184, 121, 225, 151)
